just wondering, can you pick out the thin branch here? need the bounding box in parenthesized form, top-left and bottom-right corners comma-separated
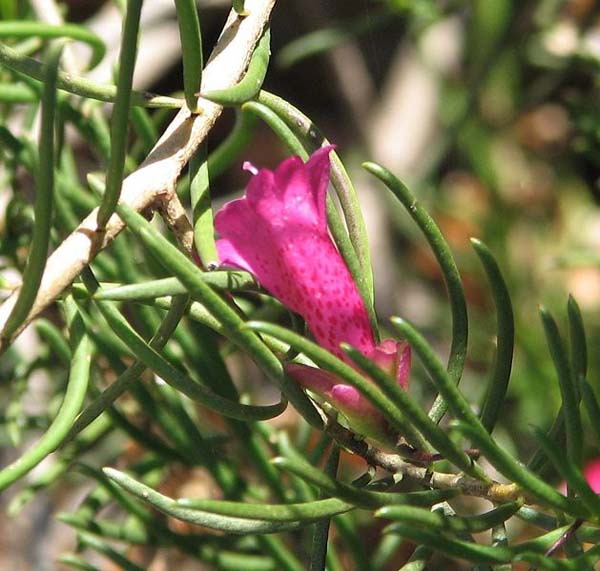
(156, 192, 195, 256)
(326, 421, 522, 504)
(0, 0, 275, 352)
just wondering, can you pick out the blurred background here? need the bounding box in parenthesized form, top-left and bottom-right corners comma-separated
(2, 0, 600, 569)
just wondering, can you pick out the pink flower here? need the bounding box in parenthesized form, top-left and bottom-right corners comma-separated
(585, 460, 600, 493)
(560, 459, 600, 494)
(215, 147, 410, 443)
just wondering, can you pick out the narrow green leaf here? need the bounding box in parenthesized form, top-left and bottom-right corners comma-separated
(202, 28, 270, 105)
(190, 142, 218, 264)
(0, 82, 36, 103)
(78, 462, 167, 523)
(540, 307, 583, 469)
(567, 295, 587, 382)
(397, 545, 432, 571)
(60, 511, 262, 568)
(334, 514, 370, 571)
(74, 463, 242, 562)
(276, 11, 391, 69)
(206, 109, 257, 178)
(389, 318, 488, 441)
(343, 344, 479, 475)
(0, 21, 105, 69)
(371, 534, 404, 570)
(364, 163, 468, 423)
(391, 319, 585, 515)
(454, 422, 587, 518)
(272, 455, 459, 510)
(471, 238, 514, 433)
(77, 531, 145, 571)
(129, 106, 158, 152)
(35, 318, 71, 365)
(386, 523, 570, 567)
(0, 300, 91, 492)
(0, 0, 17, 19)
(378, 502, 522, 534)
(58, 512, 151, 545)
(96, 0, 143, 228)
(58, 555, 101, 571)
(258, 535, 302, 571)
(98, 385, 187, 463)
(2, 41, 63, 339)
(176, 496, 354, 522)
(103, 467, 304, 534)
(530, 426, 600, 518)
(82, 272, 256, 301)
(174, 0, 203, 112)
(82, 281, 286, 422)
(7, 414, 112, 516)
(0, 41, 182, 107)
(581, 379, 600, 448)
(311, 446, 339, 571)
(517, 505, 600, 544)
(526, 411, 565, 476)
(257, 90, 374, 321)
(115, 202, 322, 428)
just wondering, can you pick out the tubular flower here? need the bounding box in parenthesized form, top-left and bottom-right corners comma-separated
(215, 147, 410, 443)
(560, 458, 600, 494)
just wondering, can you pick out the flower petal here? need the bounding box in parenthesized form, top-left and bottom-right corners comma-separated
(286, 363, 337, 395)
(286, 363, 392, 444)
(215, 147, 374, 359)
(329, 384, 391, 443)
(585, 459, 600, 493)
(368, 339, 411, 388)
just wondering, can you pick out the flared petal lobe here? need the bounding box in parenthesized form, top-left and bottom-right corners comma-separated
(215, 146, 374, 359)
(368, 340, 411, 388)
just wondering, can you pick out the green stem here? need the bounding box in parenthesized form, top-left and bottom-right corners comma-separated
(96, 0, 142, 228)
